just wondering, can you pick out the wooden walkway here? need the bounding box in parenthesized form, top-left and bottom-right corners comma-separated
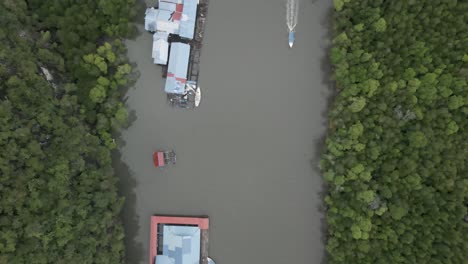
(200, 229, 210, 264)
(187, 0, 209, 84)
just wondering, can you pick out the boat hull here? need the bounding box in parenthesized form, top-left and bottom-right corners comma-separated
(288, 31, 295, 48)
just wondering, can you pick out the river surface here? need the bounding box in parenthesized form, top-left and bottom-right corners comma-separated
(118, 0, 333, 263)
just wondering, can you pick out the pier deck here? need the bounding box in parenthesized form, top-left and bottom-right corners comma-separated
(187, 0, 209, 84)
(200, 229, 209, 264)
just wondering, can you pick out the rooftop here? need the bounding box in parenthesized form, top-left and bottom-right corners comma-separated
(144, 0, 198, 40)
(152, 32, 169, 65)
(150, 216, 214, 264)
(165, 42, 191, 94)
(156, 225, 201, 264)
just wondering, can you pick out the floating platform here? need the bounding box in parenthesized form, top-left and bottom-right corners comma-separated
(150, 215, 215, 264)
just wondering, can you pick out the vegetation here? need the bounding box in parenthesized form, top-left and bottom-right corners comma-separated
(323, 0, 467, 263)
(0, 0, 136, 263)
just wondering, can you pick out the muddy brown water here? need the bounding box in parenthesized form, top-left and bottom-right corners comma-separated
(117, 0, 333, 263)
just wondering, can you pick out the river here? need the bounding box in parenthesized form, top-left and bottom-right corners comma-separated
(117, 0, 333, 263)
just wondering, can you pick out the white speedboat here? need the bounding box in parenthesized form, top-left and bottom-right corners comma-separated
(288, 30, 295, 48)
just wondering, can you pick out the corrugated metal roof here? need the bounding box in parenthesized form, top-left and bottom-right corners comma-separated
(155, 255, 173, 264)
(156, 9, 180, 33)
(152, 32, 169, 65)
(145, 8, 181, 34)
(160, 0, 183, 4)
(146, 0, 198, 39)
(161, 225, 201, 264)
(145, 8, 159, 32)
(165, 43, 190, 94)
(158, 1, 177, 12)
(179, 0, 198, 39)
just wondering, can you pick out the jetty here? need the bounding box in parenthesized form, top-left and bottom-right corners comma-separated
(145, 0, 210, 109)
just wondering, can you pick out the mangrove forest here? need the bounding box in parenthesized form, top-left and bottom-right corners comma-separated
(323, 0, 467, 263)
(0, 0, 136, 263)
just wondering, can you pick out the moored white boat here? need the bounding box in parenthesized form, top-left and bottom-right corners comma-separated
(194, 86, 201, 107)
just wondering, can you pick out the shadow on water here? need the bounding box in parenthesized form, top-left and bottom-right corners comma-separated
(114, 95, 141, 264)
(113, 149, 144, 264)
(311, 3, 335, 264)
(127, 0, 149, 40)
(113, 35, 143, 263)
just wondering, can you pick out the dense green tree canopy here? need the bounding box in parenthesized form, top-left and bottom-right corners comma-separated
(323, 0, 467, 263)
(0, 1, 136, 263)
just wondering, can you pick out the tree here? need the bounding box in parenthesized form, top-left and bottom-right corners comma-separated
(333, 0, 344, 12)
(448, 95, 464, 110)
(373, 18, 387, 32)
(89, 85, 107, 103)
(389, 204, 408, 220)
(349, 121, 364, 139)
(445, 120, 459, 135)
(349, 97, 367, 112)
(408, 131, 427, 148)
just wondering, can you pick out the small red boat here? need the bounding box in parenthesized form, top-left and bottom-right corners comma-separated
(153, 150, 176, 168)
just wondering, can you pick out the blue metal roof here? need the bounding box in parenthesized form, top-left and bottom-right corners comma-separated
(160, 225, 201, 264)
(158, 1, 177, 12)
(155, 255, 173, 264)
(161, 0, 183, 3)
(145, 8, 159, 32)
(179, 0, 198, 39)
(145, 0, 198, 39)
(152, 32, 169, 65)
(165, 42, 190, 94)
(144, 8, 180, 34)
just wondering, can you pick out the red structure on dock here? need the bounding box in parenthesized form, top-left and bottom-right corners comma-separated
(150, 215, 211, 264)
